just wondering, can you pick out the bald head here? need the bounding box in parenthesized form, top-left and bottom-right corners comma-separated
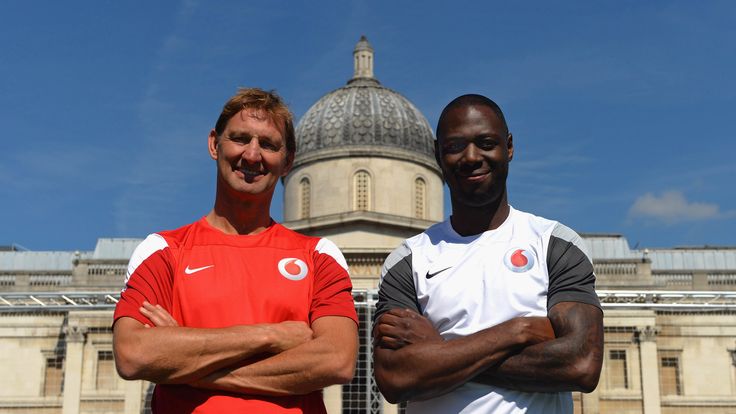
(436, 94, 508, 139)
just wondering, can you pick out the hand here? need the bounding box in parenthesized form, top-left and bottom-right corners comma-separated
(504, 316, 555, 346)
(374, 308, 443, 350)
(140, 301, 179, 327)
(265, 321, 314, 353)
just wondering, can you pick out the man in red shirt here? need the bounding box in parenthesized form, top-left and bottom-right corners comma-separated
(113, 88, 358, 413)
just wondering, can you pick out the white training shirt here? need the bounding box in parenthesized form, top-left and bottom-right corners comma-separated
(376, 207, 599, 414)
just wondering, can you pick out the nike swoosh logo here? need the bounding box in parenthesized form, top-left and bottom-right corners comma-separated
(426, 266, 452, 279)
(184, 265, 214, 275)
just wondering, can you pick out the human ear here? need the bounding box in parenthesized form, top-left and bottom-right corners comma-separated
(507, 133, 514, 161)
(208, 130, 218, 161)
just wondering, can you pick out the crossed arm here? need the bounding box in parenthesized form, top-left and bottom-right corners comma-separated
(373, 301, 603, 403)
(113, 302, 358, 395)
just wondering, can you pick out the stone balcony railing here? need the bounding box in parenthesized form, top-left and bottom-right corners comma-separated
(593, 259, 736, 290)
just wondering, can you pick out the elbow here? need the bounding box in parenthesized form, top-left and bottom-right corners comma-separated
(114, 345, 147, 381)
(313, 348, 357, 387)
(116, 363, 141, 381)
(338, 349, 358, 384)
(375, 376, 401, 404)
(374, 366, 413, 404)
(376, 379, 410, 404)
(113, 330, 154, 381)
(571, 355, 602, 393)
(380, 391, 402, 405)
(373, 349, 430, 403)
(378, 386, 404, 405)
(330, 355, 357, 385)
(576, 368, 601, 394)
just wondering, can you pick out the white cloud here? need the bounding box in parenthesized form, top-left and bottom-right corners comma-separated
(629, 191, 723, 224)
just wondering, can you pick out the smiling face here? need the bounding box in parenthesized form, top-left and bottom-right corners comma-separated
(208, 109, 293, 201)
(436, 104, 513, 209)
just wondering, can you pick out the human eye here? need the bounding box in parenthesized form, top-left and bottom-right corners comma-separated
(475, 137, 497, 150)
(228, 135, 250, 145)
(443, 139, 468, 154)
(259, 139, 281, 152)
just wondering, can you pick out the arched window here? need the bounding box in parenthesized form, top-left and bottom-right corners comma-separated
(414, 177, 426, 219)
(354, 170, 371, 211)
(299, 177, 311, 219)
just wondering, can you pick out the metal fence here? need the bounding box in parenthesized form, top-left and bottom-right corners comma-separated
(1, 290, 736, 414)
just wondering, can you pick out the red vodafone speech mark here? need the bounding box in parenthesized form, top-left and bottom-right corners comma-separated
(285, 260, 301, 275)
(503, 247, 535, 273)
(511, 249, 529, 267)
(278, 258, 309, 280)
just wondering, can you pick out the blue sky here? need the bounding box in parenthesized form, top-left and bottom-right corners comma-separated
(2, 1, 734, 251)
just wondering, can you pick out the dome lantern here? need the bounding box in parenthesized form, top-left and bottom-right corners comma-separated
(352, 35, 374, 80)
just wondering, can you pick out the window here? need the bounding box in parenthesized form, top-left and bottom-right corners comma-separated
(96, 350, 117, 390)
(659, 352, 682, 395)
(353, 171, 371, 211)
(414, 177, 426, 219)
(43, 356, 64, 396)
(607, 349, 629, 389)
(299, 177, 311, 219)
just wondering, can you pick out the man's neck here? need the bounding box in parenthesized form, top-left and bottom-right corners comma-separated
(207, 186, 275, 236)
(449, 193, 510, 237)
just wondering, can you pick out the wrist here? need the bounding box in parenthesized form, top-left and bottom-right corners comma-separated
(256, 324, 280, 354)
(503, 318, 534, 348)
(232, 325, 274, 355)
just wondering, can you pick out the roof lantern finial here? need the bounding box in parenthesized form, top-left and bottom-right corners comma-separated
(353, 35, 374, 79)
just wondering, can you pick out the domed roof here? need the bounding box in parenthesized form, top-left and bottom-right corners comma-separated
(294, 37, 438, 172)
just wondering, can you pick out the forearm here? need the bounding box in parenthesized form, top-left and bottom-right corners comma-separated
(195, 316, 358, 395)
(375, 332, 515, 402)
(477, 303, 604, 393)
(475, 336, 592, 392)
(113, 318, 281, 384)
(374, 317, 550, 403)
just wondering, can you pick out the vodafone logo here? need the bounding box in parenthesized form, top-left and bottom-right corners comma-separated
(278, 258, 309, 281)
(503, 247, 535, 273)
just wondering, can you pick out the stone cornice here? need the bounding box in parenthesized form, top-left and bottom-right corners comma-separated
(282, 210, 439, 233)
(289, 146, 441, 178)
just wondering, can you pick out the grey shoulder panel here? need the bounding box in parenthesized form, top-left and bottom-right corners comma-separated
(551, 222, 592, 262)
(547, 230, 600, 310)
(381, 242, 412, 278)
(375, 244, 420, 322)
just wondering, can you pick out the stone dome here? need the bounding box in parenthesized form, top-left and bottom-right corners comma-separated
(294, 37, 438, 173)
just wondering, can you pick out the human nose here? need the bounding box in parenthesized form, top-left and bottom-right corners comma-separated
(242, 139, 263, 163)
(461, 142, 482, 164)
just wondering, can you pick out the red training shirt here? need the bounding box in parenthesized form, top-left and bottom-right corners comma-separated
(113, 217, 357, 413)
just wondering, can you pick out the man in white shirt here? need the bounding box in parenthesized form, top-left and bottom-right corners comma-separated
(373, 94, 603, 414)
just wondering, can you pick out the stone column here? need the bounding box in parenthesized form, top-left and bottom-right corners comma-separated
(692, 272, 708, 290)
(323, 384, 342, 414)
(581, 386, 601, 414)
(123, 380, 145, 414)
(62, 324, 87, 414)
(637, 326, 661, 414)
(382, 397, 399, 414)
(728, 347, 736, 394)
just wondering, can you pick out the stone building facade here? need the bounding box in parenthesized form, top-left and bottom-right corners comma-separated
(1, 37, 735, 414)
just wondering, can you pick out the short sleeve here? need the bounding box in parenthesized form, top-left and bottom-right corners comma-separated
(374, 242, 421, 323)
(546, 224, 601, 310)
(113, 234, 175, 327)
(309, 238, 358, 325)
